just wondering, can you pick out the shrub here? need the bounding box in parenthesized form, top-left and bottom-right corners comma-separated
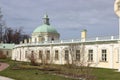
(0, 54, 7, 59)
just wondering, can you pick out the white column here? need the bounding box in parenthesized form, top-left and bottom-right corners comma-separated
(43, 47, 46, 64)
(110, 45, 113, 69)
(12, 49, 14, 60)
(60, 47, 63, 64)
(45, 35, 49, 42)
(50, 45, 53, 64)
(21, 47, 24, 61)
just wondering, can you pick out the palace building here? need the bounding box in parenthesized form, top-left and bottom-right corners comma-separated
(11, 14, 120, 71)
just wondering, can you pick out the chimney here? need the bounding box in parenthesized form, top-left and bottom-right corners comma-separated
(81, 29, 87, 42)
(29, 38, 31, 43)
(24, 39, 27, 43)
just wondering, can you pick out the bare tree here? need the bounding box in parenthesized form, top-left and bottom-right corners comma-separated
(4, 27, 14, 43)
(0, 8, 30, 44)
(12, 27, 29, 44)
(64, 43, 80, 67)
(27, 51, 38, 66)
(3, 27, 30, 44)
(0, 8, 6, 42)
(68, 43, 96, 80)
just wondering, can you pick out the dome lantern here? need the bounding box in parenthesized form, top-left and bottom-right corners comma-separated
(42, 14, 50, 25)
(33, 14, 59, 34)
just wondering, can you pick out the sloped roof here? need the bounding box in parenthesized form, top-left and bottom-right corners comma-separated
(0, 43, 15, 50)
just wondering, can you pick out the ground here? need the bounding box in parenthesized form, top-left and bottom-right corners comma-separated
(0, 62, 14, 80)
(0, 59, 120, 80)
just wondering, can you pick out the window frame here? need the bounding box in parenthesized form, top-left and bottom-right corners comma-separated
(65, 50, 69, 61)
(55, 50, 59, 60)
(46, 50, 50, 60)
(101, 49, 107, 62)
(39, 50, 43, 60)
(76, 50, 80, 61)
(88, 50, 93, 62)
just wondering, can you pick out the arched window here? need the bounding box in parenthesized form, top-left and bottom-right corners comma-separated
(65, 50, 69, 60)
(31, 51, 34, 54)
(39, 50, 43, 59)
(55, 50, 59, 60)
(76, 50, 80, 61)
(46, 50, 50, 60)
(51, 37, 54, 41)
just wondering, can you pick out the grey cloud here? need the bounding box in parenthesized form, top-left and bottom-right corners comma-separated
(0, 0, 118, 39)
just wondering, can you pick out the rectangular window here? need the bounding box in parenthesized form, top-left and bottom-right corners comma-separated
(76, 50, 80, 61)
(88, 50, 93, 62)
(25, 51, 27, 58)
(46, 50, 50, 60)
(101, 49, 107, 62)
(55, 50, 59, 60)
(39, 50, 42, 59)
(65, 50, 69, 60)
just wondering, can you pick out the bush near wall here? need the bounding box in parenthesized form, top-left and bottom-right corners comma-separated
(0, 54, 7, 59)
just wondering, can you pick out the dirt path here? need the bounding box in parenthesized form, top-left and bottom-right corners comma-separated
(0, 62, 9, 71)
(0, 62, 14, 80)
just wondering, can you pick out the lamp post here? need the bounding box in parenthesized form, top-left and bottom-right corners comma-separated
(114, 0, 120, 71)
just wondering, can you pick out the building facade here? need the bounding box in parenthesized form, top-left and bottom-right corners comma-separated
(0, 43, 14, 58)
(12, 14, 120, 71)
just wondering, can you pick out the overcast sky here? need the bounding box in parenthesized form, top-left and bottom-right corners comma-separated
(0, 0, 118, 39)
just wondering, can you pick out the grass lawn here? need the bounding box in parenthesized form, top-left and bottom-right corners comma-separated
(0, 59, 74, 80)
(93, 68, 120, 80)
(0, 59, 120, 80)
(0, 68, 74, 80)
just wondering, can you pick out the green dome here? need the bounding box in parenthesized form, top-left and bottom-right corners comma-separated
(33, 24, 58, 33)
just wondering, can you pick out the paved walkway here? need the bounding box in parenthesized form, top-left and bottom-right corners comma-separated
(0, 62, 14, 80)
(0, 76, 14, 80)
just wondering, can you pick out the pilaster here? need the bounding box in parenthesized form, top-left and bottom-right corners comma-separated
(118, 41, 120, 71)
(110, 45, 113, 69)
(95, 45, 98, 66)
